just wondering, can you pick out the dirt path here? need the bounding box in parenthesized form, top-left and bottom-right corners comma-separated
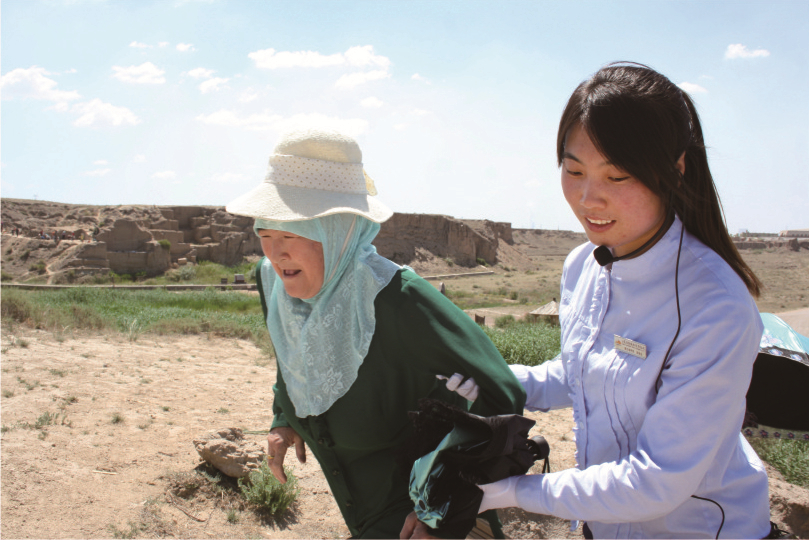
(0, 327, 582, 539)
(2, 324, 805, 539)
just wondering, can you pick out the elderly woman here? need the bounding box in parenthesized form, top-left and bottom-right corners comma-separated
(226, 129, 525, 539)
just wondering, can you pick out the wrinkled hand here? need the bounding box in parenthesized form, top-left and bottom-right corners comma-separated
(437, 373, 479, 402)
(266, 426, 305, 483)
(400, 511, 438, 539)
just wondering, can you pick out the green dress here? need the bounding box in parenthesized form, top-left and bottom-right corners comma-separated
(258, 263, 526, 538)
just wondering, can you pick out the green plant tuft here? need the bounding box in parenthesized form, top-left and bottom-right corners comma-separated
(238, 462, 299, 517)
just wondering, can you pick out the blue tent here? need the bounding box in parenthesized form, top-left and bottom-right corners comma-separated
(745, 313, 809, 436)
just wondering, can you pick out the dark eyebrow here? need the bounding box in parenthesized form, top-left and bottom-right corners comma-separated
(562, 151, 613, 168)
(561, 151, 581, 164)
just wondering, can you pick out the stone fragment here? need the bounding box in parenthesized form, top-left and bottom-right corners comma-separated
(193, 427, 266, 478)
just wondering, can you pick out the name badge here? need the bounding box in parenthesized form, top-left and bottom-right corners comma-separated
(614, 335, 647, 359)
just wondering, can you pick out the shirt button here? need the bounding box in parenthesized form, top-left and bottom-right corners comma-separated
(318, 438, 324, 445)
(332, 469, 340, 476)
(346, 501, 353, 508)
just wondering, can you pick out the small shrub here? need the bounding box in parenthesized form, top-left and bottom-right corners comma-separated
(509, 291, 519, 301)
(157, 239, 171, 250)
(443, 258, 454, 267)
(111, 413, 124, 424)
(750, 438, 809, 488)
(495, 315, 516, 328)
(238, 462, 299, 517)
(476, 258, 488, 267)
(1, 271, 14, 282)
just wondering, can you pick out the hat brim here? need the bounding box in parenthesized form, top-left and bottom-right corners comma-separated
(226, 181, 393, 223)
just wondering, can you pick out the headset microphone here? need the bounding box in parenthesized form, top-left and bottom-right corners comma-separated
(592, 208, 675, 267)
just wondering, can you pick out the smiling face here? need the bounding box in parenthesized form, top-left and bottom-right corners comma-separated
(561, 124, 669, 258)
(258, 229, 325, 299)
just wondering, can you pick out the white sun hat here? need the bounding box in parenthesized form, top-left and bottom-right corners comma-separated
(226, 129, 393, 223)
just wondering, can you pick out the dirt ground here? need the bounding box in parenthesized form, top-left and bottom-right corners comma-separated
(0, 327, 584, 539)
(2, 224, 808, 539)
(2, 318, 807, 539)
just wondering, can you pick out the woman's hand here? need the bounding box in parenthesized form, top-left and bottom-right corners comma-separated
(266, 426, 306, 483)
(437, 373, 479, 402)
(399, 511, 438, 539)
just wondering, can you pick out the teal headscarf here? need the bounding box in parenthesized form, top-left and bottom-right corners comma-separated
(255, 214, 400, 417)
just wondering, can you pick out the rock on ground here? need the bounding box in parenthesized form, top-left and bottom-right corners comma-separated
(193, 427, 266, 478)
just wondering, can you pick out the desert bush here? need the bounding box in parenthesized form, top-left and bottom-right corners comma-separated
(484, 320, 561, 367)
(749, 438, 809, 488)
(238, 462, 299, 517)
(1, 288, 34, 323)
(166, 265, 197, 282)
(0, 287, 267, 344)
(495, 315, 516, 328)
(1, 271, 14, 282)
(157, 239, 171, 250)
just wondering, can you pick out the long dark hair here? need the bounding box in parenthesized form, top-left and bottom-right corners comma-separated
(557, 62, 761, 296)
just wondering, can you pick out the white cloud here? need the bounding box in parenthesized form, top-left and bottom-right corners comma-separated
(410, 108, 430, 116)
(152, 171, 177, 180)
(196, 109, 282, 130)
(196, 110, 369, 136)
(361, 96, 384, 108)
(725, 44, 770, 59)
(158, 41, 170, 48)
(211, 172, 246, 183)
(199, 77, 229, 93)
(112, 62, 166, 84)
(411, 73, 430, 84)
(71, 99, 141, 127)
(186, 67, 215, 79)
(93, 159, 109, 165)
(343, 45, 391, 69)
(83, 168, 112, 177)
(176, 43, 196, 52)
(249, 48, 344, 69)
(273, 114, 369, 138)
(133, 154, 146, 163)
(239, 88, 259, 103)
(0, 66, 81, 102)
(49, 102, 71, 112)
(248, 45, 390, 70)
(129, 41, 152, 49)
(678, 82, 708, 94)
(335, 70, 390, 90)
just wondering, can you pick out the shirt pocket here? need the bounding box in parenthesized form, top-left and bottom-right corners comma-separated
(609, 349, 654, 455)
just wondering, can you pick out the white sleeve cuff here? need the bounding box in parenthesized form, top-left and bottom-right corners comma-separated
(478, 476, 521, 513)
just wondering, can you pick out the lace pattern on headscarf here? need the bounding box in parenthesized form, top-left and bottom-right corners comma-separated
(256, 214, 400, 417)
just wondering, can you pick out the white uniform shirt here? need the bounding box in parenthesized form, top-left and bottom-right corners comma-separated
(506, 217, 770, 538)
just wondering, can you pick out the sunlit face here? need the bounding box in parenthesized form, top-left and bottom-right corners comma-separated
(258, 229, 325, 299)
(561, 124, 669, 258)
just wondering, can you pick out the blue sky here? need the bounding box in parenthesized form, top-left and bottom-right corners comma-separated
(2, 0, 807, 233)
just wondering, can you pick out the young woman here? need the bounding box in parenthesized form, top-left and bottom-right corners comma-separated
(474, 63, 774, 538)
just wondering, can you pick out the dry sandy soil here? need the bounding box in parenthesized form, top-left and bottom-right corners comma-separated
(2, 226, 808, 539)
(2, 316, 808, 539)
(0, 328, 583, 539)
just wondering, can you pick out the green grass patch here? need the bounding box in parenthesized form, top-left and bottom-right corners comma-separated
(484, 319, 561, 367)
(749, 438, 809, 488)
(0, 286, 271, 351)
(238, 462, 299, 518)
